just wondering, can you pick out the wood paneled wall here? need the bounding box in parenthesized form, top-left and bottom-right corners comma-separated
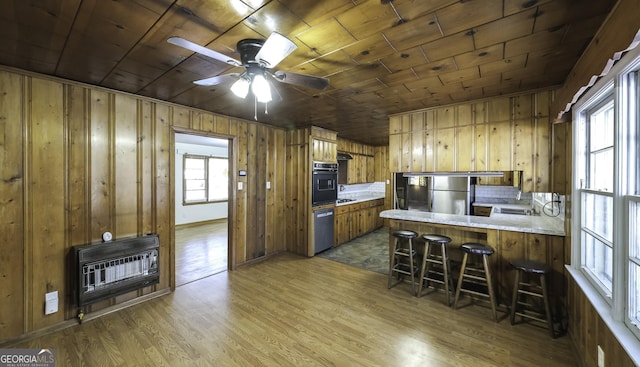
(389, 90, 554, 193)
(0, 67, 287, 342)
(551, 0, 640, 122)
(568, 277, 635, 367)
(285, 126, 338, 257)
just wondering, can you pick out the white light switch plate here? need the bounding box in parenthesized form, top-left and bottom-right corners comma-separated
(238, 182, 243, 190)
(45, 291, 58, 315)
(266, 181, 271, 189)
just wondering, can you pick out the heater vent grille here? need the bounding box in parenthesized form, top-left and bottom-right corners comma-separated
(75, 234, 160, 307)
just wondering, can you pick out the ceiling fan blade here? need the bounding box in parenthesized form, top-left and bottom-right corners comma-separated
(255, 32, 297, 68)
(273, 70, 329, 90)
(269, 82, 283, 103)
(193, 73, 240, 86)
(168, 37, 241, 67)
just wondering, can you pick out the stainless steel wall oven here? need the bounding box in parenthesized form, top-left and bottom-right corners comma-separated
(312, 162, 338, 206)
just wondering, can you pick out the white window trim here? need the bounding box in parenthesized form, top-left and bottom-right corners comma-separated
(570, 42, 640, 366)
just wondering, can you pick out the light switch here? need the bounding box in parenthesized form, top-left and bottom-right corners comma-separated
(238, 182, 243, 190)
(45, 291, 58, 315)
(266, 181, 271, 189)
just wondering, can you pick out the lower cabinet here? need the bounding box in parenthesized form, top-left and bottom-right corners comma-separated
(334, 199, 385, 246)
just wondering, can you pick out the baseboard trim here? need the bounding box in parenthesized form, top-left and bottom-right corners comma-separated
(0, 288, 171, 348)
(176, 218, 227, 229)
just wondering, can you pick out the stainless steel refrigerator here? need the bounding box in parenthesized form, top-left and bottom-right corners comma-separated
(404, 176, 474, 215)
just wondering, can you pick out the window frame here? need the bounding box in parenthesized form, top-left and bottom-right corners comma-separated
(182, 154, 229, 205)
(571, 43, 640, 359)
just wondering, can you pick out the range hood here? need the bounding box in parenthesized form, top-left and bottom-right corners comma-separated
(402, 171, 505, 177)
(337, 152, 353, 160)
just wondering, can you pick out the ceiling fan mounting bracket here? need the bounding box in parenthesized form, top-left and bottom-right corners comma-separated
(237, 39, 266, 67)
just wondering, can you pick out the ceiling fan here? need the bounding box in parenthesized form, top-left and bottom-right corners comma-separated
(167, 33, 329, 105)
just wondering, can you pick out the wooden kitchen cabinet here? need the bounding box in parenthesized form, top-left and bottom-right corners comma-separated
(388, 91, 554, 193)
(334, 199, 385, 246)
(334, 204, 352, 246)
(312, 138, 337, 163)
(338, 137, 376, 184)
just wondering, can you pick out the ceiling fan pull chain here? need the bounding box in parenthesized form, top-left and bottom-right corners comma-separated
(254, 96, 258, 120)
(265, 102, 268, 115)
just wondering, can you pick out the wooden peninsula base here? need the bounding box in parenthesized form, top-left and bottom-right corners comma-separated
(384, 214, 567, 319)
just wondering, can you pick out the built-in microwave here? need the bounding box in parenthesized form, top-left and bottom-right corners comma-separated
(312, 162, 338, 206)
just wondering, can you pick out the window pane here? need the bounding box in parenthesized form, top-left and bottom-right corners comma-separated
(582, 192, 613, 242)
(630, 263, 640, 328)
(583, 232, 613, 292)
(631, 200, 640, 257)
(589, 148, 614, 191)
(185, 157, 205, 170)
(208, 158, 228, 201)
(185, 190, 206, 202)
(589, 101, 614, 151)
(184, 168, 205, 180)
(185, 179, 205, 190)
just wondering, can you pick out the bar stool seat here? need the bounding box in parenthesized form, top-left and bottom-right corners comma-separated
(453, 242, 498, 321)
(388, 230, 419, 294)
(417, 234, 453, 304)
(509, 259, 555, 338)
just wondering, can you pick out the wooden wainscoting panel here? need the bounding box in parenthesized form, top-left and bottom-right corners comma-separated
(89, 89, 113, 238)
(153, 102, 172, 291)
(28, 77, 66, 331)
(138, 100, 155, 235)
(114, 94, 139, 237)
(0, 71, 26, 340)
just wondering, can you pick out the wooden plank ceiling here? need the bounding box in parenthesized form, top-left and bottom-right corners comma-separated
(0, 0, 615, 146)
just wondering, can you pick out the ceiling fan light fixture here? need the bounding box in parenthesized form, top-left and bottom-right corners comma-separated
(251, 74, 272, 103)
(230, 77, 250, 98)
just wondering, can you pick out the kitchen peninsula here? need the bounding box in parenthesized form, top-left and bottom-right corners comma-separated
(380, 209, 567, 309)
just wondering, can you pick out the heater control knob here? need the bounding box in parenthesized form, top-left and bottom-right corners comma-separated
(102, 231, 113, 242)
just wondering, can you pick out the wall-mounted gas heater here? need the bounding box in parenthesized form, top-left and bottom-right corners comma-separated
(74, 234, 160, 307)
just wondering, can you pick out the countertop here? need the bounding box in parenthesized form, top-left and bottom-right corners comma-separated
(379, 209, 565, 236)
(336, 193, 385, 206)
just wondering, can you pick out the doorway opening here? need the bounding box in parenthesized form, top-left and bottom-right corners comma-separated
(174, 133, 230, 287)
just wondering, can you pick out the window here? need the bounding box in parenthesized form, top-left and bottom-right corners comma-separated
(573, 46, 640, 345)
(581, 98, 615, 294)
(183, 154, 228, 204)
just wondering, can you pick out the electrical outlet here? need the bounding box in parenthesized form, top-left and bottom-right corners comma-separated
(597, 345, 605, 367)
(45, 291, 58, 315)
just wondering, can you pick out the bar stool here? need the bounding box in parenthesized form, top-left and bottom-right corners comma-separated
(509, 259, 555, 338)
(453, 243, 498, 321)
(387, 230, 419, 294)
(416, 234, 453, 305)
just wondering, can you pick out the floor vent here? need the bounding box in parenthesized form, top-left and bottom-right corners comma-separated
(75, 234, 160, 307)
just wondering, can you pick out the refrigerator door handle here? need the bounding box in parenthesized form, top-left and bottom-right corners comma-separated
(430, 190, 434, 211)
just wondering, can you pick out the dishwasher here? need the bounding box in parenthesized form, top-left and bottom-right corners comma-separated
(313, 207, 335, 254)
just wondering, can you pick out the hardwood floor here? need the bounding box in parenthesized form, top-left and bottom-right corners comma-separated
(14, 253, 577, 366)
(175, 220, 228, 286)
